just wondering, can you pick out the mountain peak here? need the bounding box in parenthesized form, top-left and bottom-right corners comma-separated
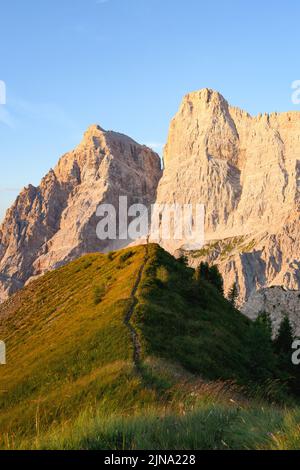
(0, 126, 162, 302)
(181, 88, 228, 112)
(84, 123, 106, 135)
(185, 87, 226, 102)
(79, 124, 107, 148)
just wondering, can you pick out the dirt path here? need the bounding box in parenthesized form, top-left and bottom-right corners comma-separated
(124, 245, 149, 374)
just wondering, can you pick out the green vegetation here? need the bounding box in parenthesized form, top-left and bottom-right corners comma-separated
(93, 283, 106, 305)
(0, 246, 150, 448)
(0, 244, 299, 450)
(246, 312, 277, 385)
(194, 261, 224, 294)
(190, 235, 257, 261)
(119, 250, 134, 264)
(275, 316, 295, 356)
(228, 282, 239, 307)
(33, 404, 300, 450)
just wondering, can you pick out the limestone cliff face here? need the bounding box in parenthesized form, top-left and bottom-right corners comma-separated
(242, 286, 300, 336)
(0, 125, 162, 301)
(2, 88, 300, 309)
(155, 88, 300, 305)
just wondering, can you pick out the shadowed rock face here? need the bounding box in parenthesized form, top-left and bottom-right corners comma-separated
(242, 286, 300, 336)
(0, 125, 162, 301)
(155, 88, 300, 305)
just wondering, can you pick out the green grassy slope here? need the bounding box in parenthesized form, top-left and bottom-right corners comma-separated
(0, 245, 155, 445)
(0, 244, 298, 449)
(134, 245, 251, 382)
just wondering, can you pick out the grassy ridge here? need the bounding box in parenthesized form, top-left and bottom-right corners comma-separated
(0, 246, 157, 444)
(134, 245, 251, 382)
(0, 243, 299, 449)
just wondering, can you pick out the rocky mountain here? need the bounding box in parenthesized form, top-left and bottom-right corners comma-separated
(242, 286, 300, 336)
(1, 88, 300, 311)
(154, 88, 300, 305)
(0, 125, 161, 302)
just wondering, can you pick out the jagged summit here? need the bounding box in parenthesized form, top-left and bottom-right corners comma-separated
(155, 88, 300, 304)
(182, 87, 228, 105)
(0, 127, 162, 302)
(81, 124, 143, 147)
(85, 123, 105, 133)
(178, 88, 249, 120)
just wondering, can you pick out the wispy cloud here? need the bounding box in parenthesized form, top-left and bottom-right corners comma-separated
(10, 98, 78, 130)
(0, 106, 15, 128)
(0, 93, 79, 131)
(0, 96, 80, 134)
(0, 188, 20, 193)
(144, 142, 164, 153)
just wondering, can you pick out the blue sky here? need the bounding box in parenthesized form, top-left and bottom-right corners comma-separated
(0, 0, 300, 220)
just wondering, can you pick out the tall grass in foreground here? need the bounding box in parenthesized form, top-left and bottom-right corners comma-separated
(4, 362, 300, 450)
(270, 411, 300, 450)
(18, 403, 298, 450)
(13, 372, 300, 451)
